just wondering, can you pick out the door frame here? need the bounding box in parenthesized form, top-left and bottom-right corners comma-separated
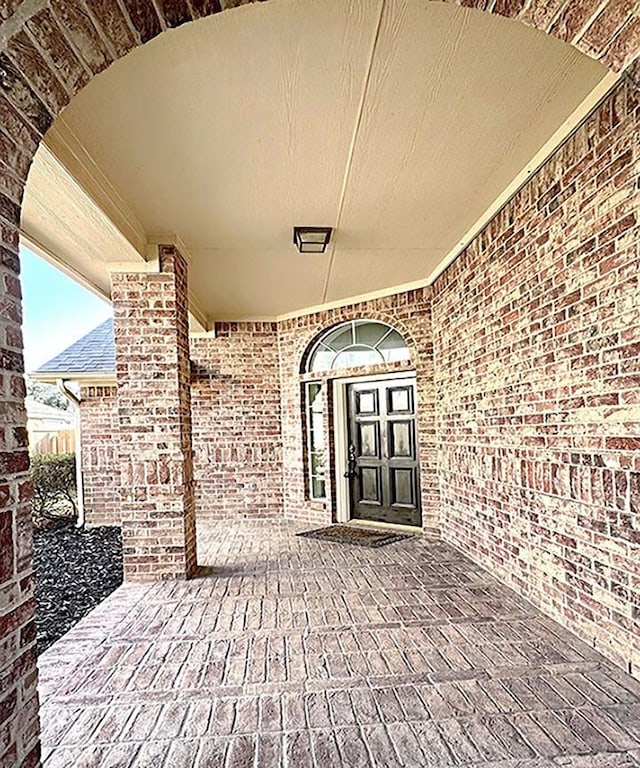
(333, 370, 422, 529)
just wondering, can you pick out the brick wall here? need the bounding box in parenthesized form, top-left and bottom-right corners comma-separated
(190, 322, 283, 521)
(278, 292, 437, 531)
(79, 385, 119, 527)
(433, 78, 640, 677)
(0, 237, 40, 766)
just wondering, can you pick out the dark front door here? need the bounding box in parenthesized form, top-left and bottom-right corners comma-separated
(345, 377, 421, 527)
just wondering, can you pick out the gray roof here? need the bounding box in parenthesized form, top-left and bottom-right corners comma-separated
(35, 318, 115, 376)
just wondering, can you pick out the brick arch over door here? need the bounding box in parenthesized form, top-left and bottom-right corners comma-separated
(0, 1, 639, 765)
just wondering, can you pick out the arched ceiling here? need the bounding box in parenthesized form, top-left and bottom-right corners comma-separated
(21, 0, 610, 323)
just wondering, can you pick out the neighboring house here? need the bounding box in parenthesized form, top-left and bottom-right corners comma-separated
(25, 397, 75, 455)
(32, 319, 117, 527)
(31, 318, 116, 382)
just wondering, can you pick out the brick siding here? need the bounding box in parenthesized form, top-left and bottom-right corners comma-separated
(81, 301, 437, 530)
(433, 77, 640, 677)
(79, 385, 120, 527)
(0, 227, 40, 767)
(83, 303, 437, 530)
(190, 322, 283, 521)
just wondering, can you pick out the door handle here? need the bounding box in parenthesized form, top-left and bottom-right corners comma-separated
(344, 442, 358, 479)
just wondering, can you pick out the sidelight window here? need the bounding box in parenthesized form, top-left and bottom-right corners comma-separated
(305, 382, 326, 500)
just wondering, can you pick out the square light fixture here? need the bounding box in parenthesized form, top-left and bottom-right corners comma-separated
(293, 226, 333, 254)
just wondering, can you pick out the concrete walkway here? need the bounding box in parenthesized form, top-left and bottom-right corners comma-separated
(38, 521, 640, 766)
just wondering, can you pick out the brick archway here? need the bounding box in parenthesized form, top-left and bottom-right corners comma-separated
(1, 0, 639, 765)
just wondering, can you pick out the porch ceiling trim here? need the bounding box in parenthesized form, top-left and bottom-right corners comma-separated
(20, 230, 112, 306)
(43, 123, 149, 258)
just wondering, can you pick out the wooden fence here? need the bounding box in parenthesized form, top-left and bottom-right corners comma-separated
(30, 430, 76, 456)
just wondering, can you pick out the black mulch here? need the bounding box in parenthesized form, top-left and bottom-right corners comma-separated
(296, 524, 414, 548)
(33, 524, 123, 655)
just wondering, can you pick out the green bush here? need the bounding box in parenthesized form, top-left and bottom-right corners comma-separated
(30, 453, 77, 520)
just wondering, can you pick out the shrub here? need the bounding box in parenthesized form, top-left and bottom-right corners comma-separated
(30, 453, 77, 522)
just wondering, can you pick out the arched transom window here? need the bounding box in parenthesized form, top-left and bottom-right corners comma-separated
(306, 320, 409, 373)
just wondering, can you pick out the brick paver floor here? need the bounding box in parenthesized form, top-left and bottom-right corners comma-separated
(38, 520, 640, 766)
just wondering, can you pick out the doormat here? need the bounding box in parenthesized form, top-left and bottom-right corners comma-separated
(296, 524, 414, 548)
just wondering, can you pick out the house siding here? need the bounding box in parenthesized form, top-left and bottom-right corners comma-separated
(79, 385, 120, 527)
(190, 322, 284, 522)
(433, 77, 640, 676)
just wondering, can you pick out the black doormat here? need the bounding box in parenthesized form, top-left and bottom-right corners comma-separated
(296, 524, 414, 548)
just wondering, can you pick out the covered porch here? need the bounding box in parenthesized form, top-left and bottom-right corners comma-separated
(0, 0, 639, 764)
(38, 520, 640, 767)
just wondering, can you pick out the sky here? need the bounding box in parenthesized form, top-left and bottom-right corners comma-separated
(20, 246, 113, 372)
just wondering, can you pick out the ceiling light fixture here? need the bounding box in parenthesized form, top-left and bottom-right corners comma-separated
(293, 226, 333, 254)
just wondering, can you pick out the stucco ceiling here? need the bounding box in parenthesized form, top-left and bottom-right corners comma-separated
(21, 0, 609, 323)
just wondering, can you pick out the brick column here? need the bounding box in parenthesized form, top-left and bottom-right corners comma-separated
(0, 232, 40, 765)
(112, 245, 197, 580)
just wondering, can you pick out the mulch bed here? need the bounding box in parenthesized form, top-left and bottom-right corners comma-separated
(33, 524, 123, 654)
(296, 524, 414, 548)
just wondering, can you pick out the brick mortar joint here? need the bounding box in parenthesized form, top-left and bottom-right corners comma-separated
(0, 0, 47, 50)
(623, 64, 640, 92)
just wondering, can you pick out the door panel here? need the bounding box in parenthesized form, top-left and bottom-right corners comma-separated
(356, 389, 379, 415)
(359, 467, 382, 505)
(388, 421, 414, 458)
(390, 467, 416, 507)
(346, 377, 421, 526)
(358, 422, 380, 457)
(388, 385, 413, 414)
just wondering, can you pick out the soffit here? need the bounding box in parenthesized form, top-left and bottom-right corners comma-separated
(21, 0, 608, 321)
(21, 144, 143, 298)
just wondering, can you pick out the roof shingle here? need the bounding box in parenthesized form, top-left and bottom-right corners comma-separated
(35, 318, 115, 375)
